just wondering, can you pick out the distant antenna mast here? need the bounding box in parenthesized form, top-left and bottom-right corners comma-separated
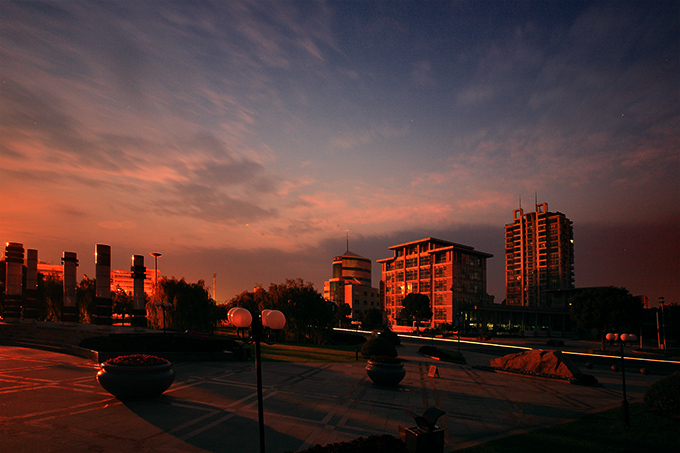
(346, 230, 349, 252)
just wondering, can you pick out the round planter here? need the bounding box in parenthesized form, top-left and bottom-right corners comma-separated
(97, 362, 175, 400)
(366, 360, 405, 386)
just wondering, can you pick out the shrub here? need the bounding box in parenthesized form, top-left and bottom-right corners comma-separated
(644, 373, 680, 418)
(361, 338, 397, 358)
(378, 329, 401, 346)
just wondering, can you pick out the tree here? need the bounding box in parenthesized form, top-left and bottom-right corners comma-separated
(147, 277, 217, 333)
(77, 275, 96, 323)
(268, 279, 335, 344)
(335, 302, 352, 327)
(362, 308, 384, 331)
(112, 286, 133, 324)
(400, 293, 433, 332)
(569, 286, 643, 350)
(227, 278, 335, 344)
(37, 272, 62, 321)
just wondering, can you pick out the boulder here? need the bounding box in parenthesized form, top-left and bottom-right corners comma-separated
(490, 349, 582, 379)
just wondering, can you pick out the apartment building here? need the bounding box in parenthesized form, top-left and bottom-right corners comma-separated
(505, 202, 575, 308)
(378, 238, 492, 329)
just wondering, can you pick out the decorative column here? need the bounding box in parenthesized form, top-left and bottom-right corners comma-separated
(61, 252, 79, 323)
(3, 242, 24, 322)
(23, 249, 39, 322)
(94, 244, 112, 326)
(131, 255, 147, 329)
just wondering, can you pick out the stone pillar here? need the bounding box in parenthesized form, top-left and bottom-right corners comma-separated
(23, 249, 39, 322)
(94, 244, 112, 326)
(131, 254, 147, 329)
(3, 242, 24, 322)
(61, 252, 79, 323)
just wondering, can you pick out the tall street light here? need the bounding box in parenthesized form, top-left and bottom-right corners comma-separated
(229, 307, 286, 453)
(150, 252, 162, 290)
(606, 332, 638, 427)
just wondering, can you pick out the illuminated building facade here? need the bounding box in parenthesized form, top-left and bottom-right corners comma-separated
(324, 250, 372, 304)
(378, 238, 492, 329)
(111, 268, 157, 296)
(505, 202, 575, 308)
(323, 249, 382, 321)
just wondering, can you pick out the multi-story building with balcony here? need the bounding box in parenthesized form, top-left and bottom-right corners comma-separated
(505, 202, 574, 308)
(378, 238, 493, 329)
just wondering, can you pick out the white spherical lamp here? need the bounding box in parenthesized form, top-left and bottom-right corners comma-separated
(261, 309, 272, 326)
(231, 307, 253, 328)
(265, 310, 286, 331)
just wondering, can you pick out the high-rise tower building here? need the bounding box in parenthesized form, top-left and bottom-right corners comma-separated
(323, 249, 381, 322)
(505, 202, 574, 307)
(378, 237, 492, 329)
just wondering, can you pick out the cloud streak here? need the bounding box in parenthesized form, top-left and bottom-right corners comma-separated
(1, 1, 677, 303)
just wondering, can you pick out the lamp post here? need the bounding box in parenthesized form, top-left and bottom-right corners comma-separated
(228, 307, 286, 453)
(150, 252, 162, 290)
(659, 297, 667, 351)
(606, 332, 638, 427)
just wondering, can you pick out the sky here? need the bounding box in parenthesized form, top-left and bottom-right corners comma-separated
(1, 1, 678, 306)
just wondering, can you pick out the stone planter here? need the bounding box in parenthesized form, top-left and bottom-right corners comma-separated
(97, 360, 175, 400)
(366, 360, 405, 386)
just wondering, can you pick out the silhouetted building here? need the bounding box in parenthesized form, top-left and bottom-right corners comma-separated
(378, 237, 493, 329)
(505, 202, 574, 308)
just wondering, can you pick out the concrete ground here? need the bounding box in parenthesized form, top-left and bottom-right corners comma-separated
(0, 341, 671, 453)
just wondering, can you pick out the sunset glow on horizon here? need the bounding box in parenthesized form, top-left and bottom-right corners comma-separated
(1, 1, 678, 304)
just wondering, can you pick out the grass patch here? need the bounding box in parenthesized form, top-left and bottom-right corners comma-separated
(457, 403, 679, 453)
(215, 327, 364, 362)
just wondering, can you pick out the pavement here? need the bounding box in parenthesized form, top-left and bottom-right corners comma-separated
(0, 337, 675, 453)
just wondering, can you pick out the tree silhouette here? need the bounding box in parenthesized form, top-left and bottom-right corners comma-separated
(400, 293, 433, 332)
(569, 286, 643, 350)
(228, 278, 335, 344)
(147, 277, 216, 333)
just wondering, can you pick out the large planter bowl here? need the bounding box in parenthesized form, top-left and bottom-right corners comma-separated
(97, 361, 175, 400)
(366, 360, 406, 386)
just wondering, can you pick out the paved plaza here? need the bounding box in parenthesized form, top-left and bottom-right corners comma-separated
(0, 342, 669, 452)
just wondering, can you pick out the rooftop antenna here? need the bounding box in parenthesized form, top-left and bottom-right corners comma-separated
(519, 195, 522, 209)
(346, 230, 349, 252)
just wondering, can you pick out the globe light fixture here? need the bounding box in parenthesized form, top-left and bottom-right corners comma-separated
(605, 332, 638, 426)
(229, 307, 286, 453)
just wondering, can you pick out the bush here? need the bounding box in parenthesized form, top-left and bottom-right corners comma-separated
(290, 435, 408, 453)
(361, 338, 397, 358)
(644, 373, 680, 418)
(378, 329, 400, 346)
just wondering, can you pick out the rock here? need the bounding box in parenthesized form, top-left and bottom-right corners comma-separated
(490, 349, 583, 379)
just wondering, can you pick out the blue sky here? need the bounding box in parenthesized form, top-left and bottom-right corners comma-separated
(1, 1, 678, 304)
